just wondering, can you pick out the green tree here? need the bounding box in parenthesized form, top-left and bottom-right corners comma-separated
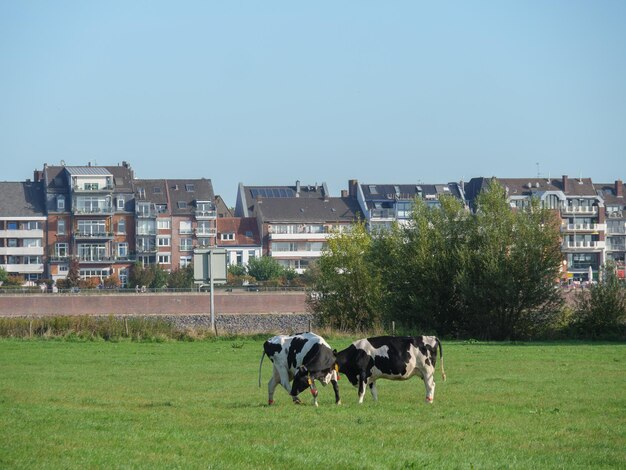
(246, 256, 284, 282)
(457, 181, 563, 339)
(149, 264, 169, 288)
(307, 222, 383, 331)
(0, 266, 8, 284)
(572, 263, 626, 339)
(128, 262, 154, 288)
(168, 265, 194, 289)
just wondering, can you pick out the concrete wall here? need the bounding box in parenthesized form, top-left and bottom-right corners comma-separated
(0, 291, 308, 317)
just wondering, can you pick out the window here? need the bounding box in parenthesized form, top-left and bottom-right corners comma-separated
(197, 238, 210, 248)
(118, 243, 129, 258)
(179, 221, 192, 234)
(7, 221, 17, 230)
(26, 221, 41, 230)
(117, 197, 125, 210)
(55, 243, 68, 257)
(157, 219, 171, 230)
(197, 221, 212, 235)
(156, 204, 167, 213)
(117, 219, 126, 234)
(59, 264, 69, 273)
(57, 219, 66, 235)
(180, 238, 193, 251)
(158, 237, 171, 247)
(78, 244, 107, 262)
(248, 250, 256, 260)
(185, 184, 195, 192)
(57, 196, 65, 211)
(77, 220, 106, 236)
(84, 182, 99, 190)
(24, 239, 42, 247)
(137, 220, 156, 235)
(221, 232, 235, 241)
(8, 239, 18, 247)
(236, 251, 243, 265)
(158, 254, 171, 264)
(137, 202, 153, 217)
(177, 201, 188, 209)
(180, 256, 192, 268)
(153, 187, 162, 194)
(119, 268, 128, 287)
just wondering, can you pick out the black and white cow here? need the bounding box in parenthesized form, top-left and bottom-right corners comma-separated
(335, 335, 446, 404)
(258, 332, 340, 406)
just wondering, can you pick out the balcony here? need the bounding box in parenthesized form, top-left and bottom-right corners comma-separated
(179, 245, 194, 252)
(73, 207, 113, 215)
(136, 209, 157, 218)
(0, 246, 44, 256)
(269, 233, 328, 241)
(195, 228, 217, 237)
(606, 242, 626, 252)
(136, 246, 157, 254)
(72, 185, 113, 193)
(270, 250, 323, 258)
(561, 240, 606, 251)
(77, 256, 136, 264)
(560, 223, 605, 233)
(1, 263, 44, 273)
(194, 209, 217, 220)
(48, 256, 70, 263)
(0, 229, 44, 238)
(560, 206, 598, 216)
(369, 209, 396, 219)
(73, 231, 115, 240)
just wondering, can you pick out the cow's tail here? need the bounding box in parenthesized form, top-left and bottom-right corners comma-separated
(437, 338, 446, 382)
(258, 351, 266, 388)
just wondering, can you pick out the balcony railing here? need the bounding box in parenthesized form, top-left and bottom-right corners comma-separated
(77, 256, 136, 263)
(369, 209, 396, 219)
(269, 233, 328, 241)
(194, 209, 217, 219)
(560, 223, 605, 233)
(0, 263, 44, 273)
(560, 206, 598, 215)
(136, 210, 157, 218)
(0, 229, 44, 238)
(607, 243, 626, 252)
(0, 246, 44, 256)
(561, 240, 606, 250)
(179, 245, 194, 252)
(195, 228, 217, 237)
(72, 185, 113, 192)
(73, 207, 113, 215)
(73, 231, 115, 240)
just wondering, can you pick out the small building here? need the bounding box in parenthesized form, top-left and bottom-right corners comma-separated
(216, 217, 262, 267)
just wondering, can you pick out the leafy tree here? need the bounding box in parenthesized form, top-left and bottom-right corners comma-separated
(103, 274, 121, 288)
(66, 258, 81, 288)
(246, 256, 284, 282)
(128, 262, 154, 288)
(572, 263, 626, 339)
(307, 222, 383, 331)
(228, 264, 247, 277)
(0, 266, 8, 284)
(150, 264, 169, 288)
(456, 181, 563, 339)
(168, 265, 194, 288)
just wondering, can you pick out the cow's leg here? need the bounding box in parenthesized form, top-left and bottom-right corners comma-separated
(331, 370, 341, 405)
(309, 379, 319, 407)
(369, 382, 378, 402)
(423, 370, 436, 403)
(357, 372, 367, 404)
(267, 368, 281, 405)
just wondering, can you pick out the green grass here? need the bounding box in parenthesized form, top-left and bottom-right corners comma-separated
(1, 338, 624, 469)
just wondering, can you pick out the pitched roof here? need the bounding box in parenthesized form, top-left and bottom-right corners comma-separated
(0, 181, 46, 217)
(595, 181, 626, 207)
(361, 183, 463, 205)
(466, 176, 599, 201)
(216, 217, 261, 246)
(256, 197, 362, 223)
(237, 181, 330, 217)
(134, 178, 215, 216)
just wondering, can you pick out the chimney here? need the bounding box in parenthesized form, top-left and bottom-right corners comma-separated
(616, 179, 623, 198)
(341, 189, 348, 198)
(296, 180, 300, 197)
(348, 179, 358, 198)
(562, 175, 569, 193)
(322, 182, 329, 201)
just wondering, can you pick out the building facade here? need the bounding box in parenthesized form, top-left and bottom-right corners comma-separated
(0, 181, 46, 284)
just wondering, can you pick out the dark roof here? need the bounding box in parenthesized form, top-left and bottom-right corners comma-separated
(465, 176, 599, 202)
(361, 183, 463, 205)
(215, 195, 233, 218)
(42, 163, 134, 193)
(42, 166, 69, 191)
(238, 182, 330, 217)
(256, 197, 362, 223)
(595, 181, 626, 207)
(134, 178, 215, 216)
(217, 217, 261, 246)
(0, 181, 46, 217)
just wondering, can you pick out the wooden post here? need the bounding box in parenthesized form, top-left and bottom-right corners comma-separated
(392, 321, 395, 335)
(124, 317, 129, 337)
(29, 320, 33, 338)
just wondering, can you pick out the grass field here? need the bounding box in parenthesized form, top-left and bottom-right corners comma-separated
(1, 338, 624, 469)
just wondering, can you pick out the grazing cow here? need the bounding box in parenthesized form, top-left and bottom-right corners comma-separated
(258, 332, 340, 406)
(335, 335, 446, 404)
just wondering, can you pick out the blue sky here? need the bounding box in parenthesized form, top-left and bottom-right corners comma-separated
(1, 1, 625, 206)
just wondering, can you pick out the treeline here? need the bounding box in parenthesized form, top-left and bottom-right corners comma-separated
(306, 182, 626, 340)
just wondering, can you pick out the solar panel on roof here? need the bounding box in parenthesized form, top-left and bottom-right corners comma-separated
(251, 187, 295, 198)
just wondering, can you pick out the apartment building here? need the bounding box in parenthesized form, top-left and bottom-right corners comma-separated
(133, 178, 217, 270)
(345, 179, 467, 231)
(465, 175, 607, 282)
(39, 163, 136, 285)
(235, 181, 362, 273)
(0, 181, 46, 284)
(596, 180, 625, 278)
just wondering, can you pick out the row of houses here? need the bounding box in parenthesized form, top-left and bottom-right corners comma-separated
(1, 162, 624, 286)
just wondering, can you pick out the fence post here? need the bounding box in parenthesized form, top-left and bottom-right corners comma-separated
(29, 320, 33, 338)
(392, 321, 395, 335)
(124, 317, 129, 337)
